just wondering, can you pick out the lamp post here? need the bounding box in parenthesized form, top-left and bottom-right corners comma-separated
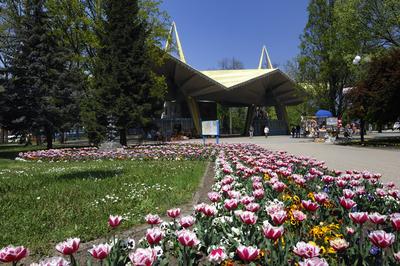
(352, 55, 366, 143)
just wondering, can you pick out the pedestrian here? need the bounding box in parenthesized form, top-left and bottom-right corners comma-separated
(264, 125, 269, 138)
(296, 125, 301, 138)
(249, 125, 254, 138)
(291, 126, 296, 138)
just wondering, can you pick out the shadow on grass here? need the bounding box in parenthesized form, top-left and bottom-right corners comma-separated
(57, 169, 124, 180)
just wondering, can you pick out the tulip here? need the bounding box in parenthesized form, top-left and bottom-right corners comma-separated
(146, 228, 164, 245)
(391, 214, 400, 231)
(145, 214, 162, 225)
(342, 189, 355, 199)
(329, 238, 349, 252)
(194, 203, 206, 213)
(368, 230, 395, 249)
(301, 200, 319, 212)
(179, 216, 196, 228)
(55, 238, 80, 255)
(240, 196, 254, 205)
(245, 202, 260, 212)
(108, 215, 122, 228)
(262, 221, 284, 240)
(252, 189, 265, 199)
(33, 256, 70, 266)
(236, 246, 259, 262)
(0, 246, 29, 263)
(272, 181, 287, 192)
(339, 197, 357, 210)
(349, 212, 368, 224)
(202, 204, 217, 217)
(394, 251, 400, 262)
(167, 208, 181, 219)
(177, 230, 200, 247)
(224, 198, 238, 210)
(208, 248, 227, 264)
(293, 210, 307, 222)
(271, 210, 287, 225)
(368, 213, 387, 224)
(346, 227, 355, 235)
(228, 190, 241, 199)
(314, 192, 328, 204)
(239, 211, 258, 225)
(88, 244, 111, 260)
(299, 257, 329, 266)
(129, 248, 157, 266)
(293, 242, 320, 258)
(207, 192, 221, 202)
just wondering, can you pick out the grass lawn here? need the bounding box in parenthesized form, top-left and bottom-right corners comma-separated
(0, 150, 207, 255)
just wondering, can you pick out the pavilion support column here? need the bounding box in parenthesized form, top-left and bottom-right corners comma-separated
(185, 96, 201, 136)
(243, 105, 256, 136)
(275, 104, 289, 134)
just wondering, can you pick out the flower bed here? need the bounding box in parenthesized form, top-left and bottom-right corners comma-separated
(17, 144, 218, 162)
(4, 143, 400, 265)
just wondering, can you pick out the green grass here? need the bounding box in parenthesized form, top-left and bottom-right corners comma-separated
(0, 156, 207, 255)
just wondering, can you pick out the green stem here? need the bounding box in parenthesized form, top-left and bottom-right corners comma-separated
(69, 254, 77, 266)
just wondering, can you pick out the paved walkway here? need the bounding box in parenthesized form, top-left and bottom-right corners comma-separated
(195, 135, 400, 186)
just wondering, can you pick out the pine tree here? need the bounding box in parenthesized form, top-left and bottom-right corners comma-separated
(93, 0, 166, 146)
(6, 0, 82, 148)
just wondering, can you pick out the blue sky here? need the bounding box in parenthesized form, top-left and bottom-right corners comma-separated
(160, 0, 309, 70)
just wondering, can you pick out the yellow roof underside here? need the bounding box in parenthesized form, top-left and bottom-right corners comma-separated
(200, 69, 275, 88)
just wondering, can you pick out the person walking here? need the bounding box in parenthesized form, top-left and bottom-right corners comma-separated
(296, 125, 301, 138)
(249, 125, 254, 138)
(291, 126, 296, 138)
(264, 125, 269, 138)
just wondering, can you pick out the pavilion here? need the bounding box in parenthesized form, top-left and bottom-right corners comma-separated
(154, 23, 304, 136)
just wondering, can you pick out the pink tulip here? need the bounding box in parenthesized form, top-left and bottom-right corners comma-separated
(194, 203, 206, 213)
(368, 213, 387, 224)
(368, 230, 395, 249)
(339, 197, 357, 210)
(208, 248, 227, 264)
(391, 214, 400, 231)
(301, 200, 319, 212)
(236, 246, 259, 262)
(202, 204, 217, 217)
(245, 202, 260, 212)
(167, 208, 181, 219)
(108, 215, 122, 228)
(271, 210, 287, 225)
(293, 242, 320, 258)
(262, 221, 284, 240)
(252, 189, 265, 199)
(228, 190, 241, 199)
(314, 192, 328, 204)
(394, 251, 400, 262)
(224, 198, 238, 210)
(145, 214, 162, 225)
(239, 211, 258, 225)
(0, 246, 29, 263)
(146, 228, 164, 245)
(342, 189, 355, 199)
(240, 196, 254, 205)
(129, 248, 157, 266)
(34, 256, 69, 266)
(329, 238, 349, 251)
(336, 180, 347, 188)
(293, 210, 307, 222)
(179, 216, 196, 228)
(88, 244, 111, 260)
(207, 192, 221, 202)
(346, 227, 355, 235)
(55, 238, 80, 255)
(349, 212, 368, 224)
(177, 230, 200, 247)
(299, 257, 329, 266)
(272, 181, 287, 192)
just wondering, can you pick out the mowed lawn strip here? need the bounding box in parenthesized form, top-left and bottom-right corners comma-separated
(0, 159, 207, 255)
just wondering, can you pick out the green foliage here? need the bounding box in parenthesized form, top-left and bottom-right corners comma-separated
(0, 157, 206, 255)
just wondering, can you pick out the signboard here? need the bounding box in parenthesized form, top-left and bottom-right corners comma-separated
(201, 120, 219, 136)
(326, 117, 338, 126)
(201, 120, 219, 144)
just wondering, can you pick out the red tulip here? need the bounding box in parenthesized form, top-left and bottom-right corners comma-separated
(224, 199, 238, 210)
(270, 210, 287, 225)
(245, 202, 260, 212)
(108, 215, 122, 228)
(314, 192, 328, 204)
(239, 211, 258, 225)
(339, 197, 357, 210)
(368, 213, 387, 224)
(342, 189, 355, 199)
(390, 214, 400, 231)
(55, 238, 80, 255)
(145, 214, 162, 225)
(88, 244, 111, 260)
(0, 246, 29, 263)
(207, 192, 221, 202)
(177, 230, 200, 247)
(368, 230, 395, 249)
(208, 248, 227, 264)
(202, 204, 217, 217)
(301, 200, 319, 212)
(179, 216, 196, 228)
(236, 246, 259, 262)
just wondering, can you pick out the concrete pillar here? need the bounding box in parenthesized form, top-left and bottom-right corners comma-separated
(275, 104, 289, 134)
(243, 105, 256, 136)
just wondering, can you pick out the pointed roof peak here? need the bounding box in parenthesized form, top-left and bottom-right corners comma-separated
(164, 22, 186, 63)
(258, 45, 273, 70)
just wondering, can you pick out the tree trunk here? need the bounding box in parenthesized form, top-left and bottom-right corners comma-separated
(36, 134, 42, 146)
(60, 131, 65, 144)
(45, 129, 53, 149)
(378, 124, 382, 133)
(360, 119, 365, 144)
(119, 128, 127, 146)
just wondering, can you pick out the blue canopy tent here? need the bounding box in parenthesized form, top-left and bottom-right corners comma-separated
(315, 109, 333, 118)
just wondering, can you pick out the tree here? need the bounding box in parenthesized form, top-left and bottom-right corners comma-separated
(5, 0, 82, 148)
(92, 0, 166, 146)
(218, 57, 244, 70)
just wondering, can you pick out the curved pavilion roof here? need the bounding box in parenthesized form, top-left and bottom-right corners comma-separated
(156, 54, 304, 107)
